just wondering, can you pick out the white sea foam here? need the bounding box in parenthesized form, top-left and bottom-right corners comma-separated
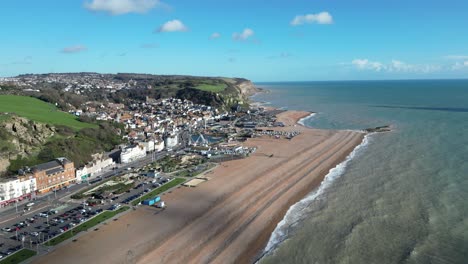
(259, 133, 372, 260)
(298, 113, 317, 126)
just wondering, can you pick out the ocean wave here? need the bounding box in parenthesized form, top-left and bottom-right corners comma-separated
(258, 133, 372, 260)
(298, 113, 317, 126)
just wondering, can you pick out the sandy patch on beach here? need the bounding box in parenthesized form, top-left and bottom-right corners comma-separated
(34, 111, 364, 264)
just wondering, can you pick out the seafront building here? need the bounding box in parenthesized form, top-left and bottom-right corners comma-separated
(0, 176, 37, 207)
(28, 157, 76, 194)
(75, 153, 115, 183)
(120, 145, 147, 163)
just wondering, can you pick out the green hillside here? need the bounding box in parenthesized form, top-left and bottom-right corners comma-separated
(0, 95, 95, 130)
(195, 83, 227, 92)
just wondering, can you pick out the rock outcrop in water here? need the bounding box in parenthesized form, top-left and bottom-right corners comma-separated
(364, 125, 392, 133)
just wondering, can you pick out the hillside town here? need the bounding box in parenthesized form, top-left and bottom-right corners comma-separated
(0, 96, 298, 209)
(1, 73, 143, 93)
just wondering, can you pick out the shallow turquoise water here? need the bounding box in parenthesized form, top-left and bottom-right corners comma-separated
(253, 80, 468, 264)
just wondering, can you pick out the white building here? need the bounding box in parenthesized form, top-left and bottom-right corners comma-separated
(0, 176, 37, 206)
(141, 140, 155, 153)
(164, 134, 179, 150)
(120, 145, 146, 163)
(76, 153, 115, 183)
(75, 166, 90, 183)
(154, 140, 165, 152)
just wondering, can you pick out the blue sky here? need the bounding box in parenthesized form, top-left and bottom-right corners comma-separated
(1, 0, 468, 81)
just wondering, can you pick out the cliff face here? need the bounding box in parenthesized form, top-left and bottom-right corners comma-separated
(215, 79, 260, 109)
(0, 116, 56, 174)
(235, 79, 259, 97)
(176, 79, 259, 110)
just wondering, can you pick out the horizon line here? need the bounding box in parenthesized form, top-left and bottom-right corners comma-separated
(1, 72, 468, 84)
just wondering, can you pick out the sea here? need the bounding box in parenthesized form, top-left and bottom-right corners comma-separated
(252, 80, 468, 264)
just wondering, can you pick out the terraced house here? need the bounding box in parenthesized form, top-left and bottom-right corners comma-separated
(29, 157, 76, 193)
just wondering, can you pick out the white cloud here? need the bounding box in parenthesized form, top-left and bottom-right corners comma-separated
(291, 12, 333, 26)
(210, 32, 221, 39)
(84, 0, 160, 15)
(61, 45, 87, 54)
(350, 59, 440, 73)
(444, 55, 468, 70)
(444, 55, 468, 60)
(232, 28, 254, 41)
(389, 60, 413, 72)
(352, 59, 385, 71)
(452, 61, 468, 70)
(156, 19, 188, 33)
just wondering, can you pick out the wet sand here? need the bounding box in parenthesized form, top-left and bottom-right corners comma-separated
(34, 111, 365, 264)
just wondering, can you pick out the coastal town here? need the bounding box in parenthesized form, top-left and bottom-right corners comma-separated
(0, 78, 307, 262)
(2, 1, 465, 263)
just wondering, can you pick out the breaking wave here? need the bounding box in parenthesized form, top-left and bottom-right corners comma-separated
(258, 132, 372, 260)
(298, 113, 317, 126)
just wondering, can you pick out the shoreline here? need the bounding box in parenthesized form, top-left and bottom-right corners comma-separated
(244, 111, 364, 263)
(33, 111, 365, 264)
(256, 131, 370, 262)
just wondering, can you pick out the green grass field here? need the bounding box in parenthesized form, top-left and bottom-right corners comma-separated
(46, 206, 129, 246)
(0, 249, 36, 264)
(132, 178, 186, 206)
(0, 95, 95, 130)
(195, 83, 227, 92)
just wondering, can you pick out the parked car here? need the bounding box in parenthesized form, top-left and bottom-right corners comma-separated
(38, 212, 48, 218)
(1, 227, 11, 232)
